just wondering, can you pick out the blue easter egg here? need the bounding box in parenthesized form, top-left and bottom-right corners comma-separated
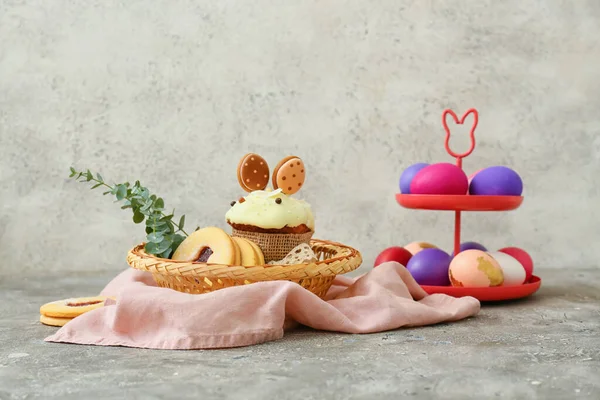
(469, 166, 523, 196)
(400, 163, 429, 194)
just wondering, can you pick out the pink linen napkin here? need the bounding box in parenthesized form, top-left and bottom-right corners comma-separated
(45, 262, 480, 349)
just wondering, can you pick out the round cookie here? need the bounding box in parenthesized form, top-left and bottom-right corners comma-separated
(232, 236, 264, 266)
(231, 237, 242, 264)
(171, 226, 241, 264)
(40, 296, 113, 319)
(40, 315, 72, 327)
(272, 156, 306, 195)
(237, 153, 270, 192)
(245, 238, 265, 265)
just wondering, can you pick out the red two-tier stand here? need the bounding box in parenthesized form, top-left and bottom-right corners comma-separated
(396, 108, 541, 301)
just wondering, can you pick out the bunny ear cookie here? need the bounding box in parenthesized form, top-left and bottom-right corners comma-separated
(272, 156, 306, 195)
(237, 153, 270, 192)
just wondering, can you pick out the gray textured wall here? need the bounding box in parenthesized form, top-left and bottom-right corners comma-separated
(1, 0, 599, 276)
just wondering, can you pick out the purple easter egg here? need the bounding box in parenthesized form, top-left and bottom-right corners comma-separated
(400, 163, 429, 194)
(406, 248, 451, 286)
(469, 166, 523, 196)
(451, 241, 487, 257)
(410, 163, 469, 195)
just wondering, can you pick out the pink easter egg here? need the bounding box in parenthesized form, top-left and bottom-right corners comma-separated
(410, 163, 469, 195)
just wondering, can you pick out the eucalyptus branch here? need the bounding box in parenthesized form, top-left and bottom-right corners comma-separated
(68, 167, 190, 259)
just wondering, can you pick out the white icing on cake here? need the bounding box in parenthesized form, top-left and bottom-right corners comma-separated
(225, 189, 314, 231)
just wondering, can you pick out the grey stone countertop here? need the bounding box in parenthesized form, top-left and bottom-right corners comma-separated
(1, 268, 599, 400)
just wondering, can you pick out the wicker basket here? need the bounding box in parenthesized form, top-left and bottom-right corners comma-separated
(230, 228, 313, 262)
(127, 239, 362, 299)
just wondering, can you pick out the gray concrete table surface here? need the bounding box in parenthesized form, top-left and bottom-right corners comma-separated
(1, 268, 599, 400)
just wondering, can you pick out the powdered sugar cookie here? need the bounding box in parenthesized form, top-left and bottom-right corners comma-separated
(272, 156, 305, 195)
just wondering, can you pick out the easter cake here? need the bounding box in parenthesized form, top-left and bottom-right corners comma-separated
(226, 189, 315, 262)
(226, 153, 315, 262)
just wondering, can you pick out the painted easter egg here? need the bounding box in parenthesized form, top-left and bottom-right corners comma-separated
(498, 247, 534, 282)
(399, 163, 430, 194)
(374, 246, 413, 268)
(451, 241, 487, 257)
(449, 250, 504, 287)
(410, 163, 468, 195)
(469, 166, 523, 196)
(404, 241, 438, 256)
(488, 251, 526, 286)
(406, 248, 451, 286)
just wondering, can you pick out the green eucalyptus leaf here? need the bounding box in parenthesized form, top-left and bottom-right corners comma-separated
(91, 183, 103, 189)
(157, 248, 172, 259)
(153, 221, 168, 230)
(147, 216, 162, 225)
(146, 232, 163, 243)
(158, 228, 170, 237)
(145, 226, 153, 234)
(154, 239, 172, 254)
(154, 198, 164, 209)
(116, 185, 127, 200)
(167, 221, 175, 234)
(130, 199, 142, 209)
(178, 215, 185, 230)
(140, 208, 153, 216)
(96, 173, 103, 181)
(171, 233, 185, 250)
(140, 199, 153, 211)
(133, 211, 144, 224)
(145, 241, 159, 254)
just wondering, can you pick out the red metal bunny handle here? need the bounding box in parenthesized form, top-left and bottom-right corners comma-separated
(441, 108, 479, 257)
(442, 108, 478, 169)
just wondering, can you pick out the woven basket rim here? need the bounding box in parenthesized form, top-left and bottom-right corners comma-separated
(130, 238, 356, 267)
(127, 238, 362, 279)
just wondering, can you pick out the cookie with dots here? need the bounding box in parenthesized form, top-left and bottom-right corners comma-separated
(237, 153, 270, 192)
(272, 156, 306, 195)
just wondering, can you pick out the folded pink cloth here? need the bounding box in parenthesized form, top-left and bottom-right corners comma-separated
(45, 262, 480, 349)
